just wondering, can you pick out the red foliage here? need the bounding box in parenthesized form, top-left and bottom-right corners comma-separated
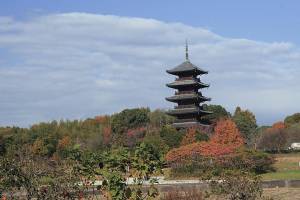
(126, 127, 146, 137)
(125, 127, 146, 147)
(103, 126, 112, 145)
(211, 119, 244, 146)
(165, 119, 244, 163)
(94, 115, 109, 124)
(57, 136, 71, 150)
(271, 121, 285, 130)
(180, 127, 198, 146)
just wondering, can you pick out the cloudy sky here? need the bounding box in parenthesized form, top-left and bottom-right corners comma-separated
(1, 1, 300, 127)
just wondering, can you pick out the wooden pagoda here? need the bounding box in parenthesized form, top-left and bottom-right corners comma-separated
(166, 42, 212, 128)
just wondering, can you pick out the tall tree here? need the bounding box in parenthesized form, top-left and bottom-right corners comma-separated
(233, 107, 257, 145)
(202, 104, 231, 125)
(111, 108, 150, 134)
(257, 127, 287, 153)
(284, 113, 300, 128)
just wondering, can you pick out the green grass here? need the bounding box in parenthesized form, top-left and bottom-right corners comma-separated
(262, 153, 300, 180)
(262, 170, 300, 180)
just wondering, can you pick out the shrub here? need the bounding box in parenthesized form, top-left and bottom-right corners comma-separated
(111, 108, 150, 134)
(165, 119, 244, 163)
(161, 187, 204, 200)
(160, 125, 184, 148)
(209, 171, 262, 200)
(257, 127, 287, 152)
(181, 128, 208, 146)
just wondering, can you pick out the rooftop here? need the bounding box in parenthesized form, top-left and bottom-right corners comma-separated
(166, 61, 208, 75)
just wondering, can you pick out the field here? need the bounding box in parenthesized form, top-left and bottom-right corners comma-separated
(262, 152, 300, 180)
(263, 188, 300, 200)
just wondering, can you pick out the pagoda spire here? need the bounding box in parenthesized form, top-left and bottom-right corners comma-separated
(185, 39, 189, 61)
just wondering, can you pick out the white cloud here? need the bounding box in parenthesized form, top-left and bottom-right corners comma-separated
(0, 12, 299, 126)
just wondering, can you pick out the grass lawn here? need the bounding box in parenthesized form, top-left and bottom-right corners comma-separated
(262, 152, 300, 180)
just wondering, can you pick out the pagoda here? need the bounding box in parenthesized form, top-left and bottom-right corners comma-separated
(166, 42, 212, 128)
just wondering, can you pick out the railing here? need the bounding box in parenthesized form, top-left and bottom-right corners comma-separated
(175, 118, 198, 123)
(175, 104, 198, 109)
(175, 77, 201, 82)
(175, 91, 195, 95)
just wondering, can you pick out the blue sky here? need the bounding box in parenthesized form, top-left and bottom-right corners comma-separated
(2, 0, 300, 44)
(0, 1, 300, 127)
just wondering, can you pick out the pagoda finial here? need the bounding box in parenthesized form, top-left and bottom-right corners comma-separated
(185, 39, 189, 61)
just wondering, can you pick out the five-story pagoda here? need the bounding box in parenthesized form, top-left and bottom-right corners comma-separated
(166, 42, 212, 128)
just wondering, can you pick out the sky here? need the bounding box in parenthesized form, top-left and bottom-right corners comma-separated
(0, 0, 300, 127)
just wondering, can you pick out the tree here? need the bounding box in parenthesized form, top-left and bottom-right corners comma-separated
(233, 106, 257, 145)
(111, 108, 150, 134)
(165, 119, 244, 163)
(272, 121, 285, 130)
(0, 135, 6, 156)
(201, 119, 244, 157)
(160, 125, 184, 148)
(202, 104, 231, 125)
(149, 109, 174, 127)
(285, 123, 300, 146)
(284, 113, 300, 127)
(257, 127, 287, 152)
(180, 127, 208, 146)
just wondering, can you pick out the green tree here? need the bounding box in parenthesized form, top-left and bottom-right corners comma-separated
(160, 125, 184, 148)
(111, 108, 150, 134)
(233, 107, 257, 144)
(202, 104, 231, 125)
(149, 109, 174, 127)
(284, 113, 300, 127)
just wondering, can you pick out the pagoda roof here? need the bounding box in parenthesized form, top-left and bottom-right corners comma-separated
(166, 107, 212, 116)
(172, 121, 210, 128)
(166, 61, 208, 75)
(166, 79, 209, 89)
(165, 93, 211, 103)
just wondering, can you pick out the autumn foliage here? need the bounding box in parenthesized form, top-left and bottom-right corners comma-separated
(166, 119, 244, 163)
(180, 127, 198, 146)
(270, 121, 285, 130)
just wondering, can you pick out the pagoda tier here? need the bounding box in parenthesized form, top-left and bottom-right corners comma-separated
(166, 106, 211, 116)
(166, 79, 209, 89)
(166, 61, 208, 76)
(165, 43, 212, 129)
(172, 121, 209, 129)
(165, 93, 211, 103)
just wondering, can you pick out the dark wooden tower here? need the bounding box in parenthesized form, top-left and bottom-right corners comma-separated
(166, 42, 212, 128)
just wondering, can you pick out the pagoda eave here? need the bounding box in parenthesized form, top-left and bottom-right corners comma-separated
(165, 94, 211, 103)
(171, 121, 210, 128)
(166, 69, 208, 76)
(166, 108, 212, 116)
(166, 81, 209, 89)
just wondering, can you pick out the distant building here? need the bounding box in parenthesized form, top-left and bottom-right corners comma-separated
(165, 42, 212, 129)
(290, 143, 300, 150)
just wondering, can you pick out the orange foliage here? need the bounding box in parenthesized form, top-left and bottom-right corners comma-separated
(271, 121, 285, 130)
(165, 119, 244, 163)
(210, 119, 244, 146)
(57, 136, 71, 150)
(126, 127, 146, 137)
(94, 115, 109, 124)
(103, 126, 112, 145)
(180, 127, 198, 146)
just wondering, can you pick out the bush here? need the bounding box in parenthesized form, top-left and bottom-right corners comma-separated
(168, 149, 274, 178)
(257, 128, 287, 152)
(161, 187, 204, 200)
(209, 171, 262, 200)
(160, 126, 184, 149)
(111, 108, 150, 134)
